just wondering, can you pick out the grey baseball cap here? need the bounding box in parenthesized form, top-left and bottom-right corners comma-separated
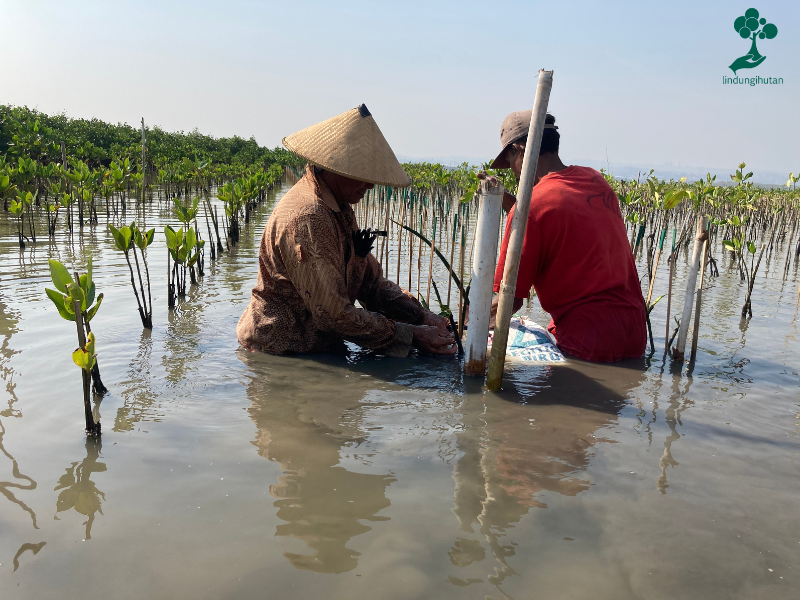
(489, 110, 557, 169)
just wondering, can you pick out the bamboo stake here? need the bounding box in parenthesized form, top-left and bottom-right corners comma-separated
(396, 200, 405, 285)
(689, 238, 709, 361)
(382, 188, 392, 273)
(416, 208, 424, 299)
(141, 118, 146, 206)
(457, 205, 467, 337)
(487, 69, 553, 391)
(646, 222, 668, 306)
(425, 216, 437, 307)
(664, 228, 677, 352)
(407, 196, 414, 291)
(446, 198, 458, 307)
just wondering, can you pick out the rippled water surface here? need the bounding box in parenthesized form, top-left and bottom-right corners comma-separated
(0, 184, 798, 599)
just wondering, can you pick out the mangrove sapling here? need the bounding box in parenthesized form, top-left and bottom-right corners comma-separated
(45, 258, 105, 434)
(0, 168, 15, 213)
(430, 279, 463, 355)
(174, 198, 204, 278)
(8, 191, 32, 248)
(165, 225, 204, 304)
(217, 181, 245, 246)
(14, 156, 37, 243)
(109, 222, 155, 329)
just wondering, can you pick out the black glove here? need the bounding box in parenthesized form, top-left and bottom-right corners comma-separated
(352, 228, 378, 258)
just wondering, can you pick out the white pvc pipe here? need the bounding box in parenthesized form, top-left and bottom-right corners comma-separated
(464, 179, 504, 376)
(673, 216, 707, 360)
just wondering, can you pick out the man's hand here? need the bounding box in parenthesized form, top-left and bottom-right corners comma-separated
(478, 171, 516, 212)
(413, 325, 457, 355)
(422, 311, 450, 333)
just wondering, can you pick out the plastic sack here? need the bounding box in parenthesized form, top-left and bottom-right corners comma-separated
(487, 316, 565, 364)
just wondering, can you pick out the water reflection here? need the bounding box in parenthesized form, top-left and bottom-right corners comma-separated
(114, 330, 160, 431)
(244, 353, 395, 574)
(0, 298, 21, 418)
(656, 375, 694, 494)
(0, 419, 39, 529)
(12, 541, 46, 572)
(54, 437, 106, 540)
(0, 298, 38, 528)
(449, 360, 646, 589)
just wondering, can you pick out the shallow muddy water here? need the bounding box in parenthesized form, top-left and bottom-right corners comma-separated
(0, 183, 798, 599)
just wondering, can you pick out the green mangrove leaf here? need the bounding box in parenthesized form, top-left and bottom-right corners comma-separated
(164, 225, 177, 250)
(663, 190, 687, 210)
(67, 282, 85, 307)
(747, 241, 756, 254)
(49, 259, 74, 294)
(71, 346, 96, 372)
(186, 228, 197, 250)
(647, 294, 665, 314)
(120, 226, 132, 250)
(86, 332, 96, 356)
(45, 288, 76, 321)
(85, 293, 103, 322)
(109, 224, 128, 252)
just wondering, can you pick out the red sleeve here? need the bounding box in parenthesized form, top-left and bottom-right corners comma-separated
(493, 207, 541, 298)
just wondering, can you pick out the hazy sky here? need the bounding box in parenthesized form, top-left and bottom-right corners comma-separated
(1, 0, 797, 180)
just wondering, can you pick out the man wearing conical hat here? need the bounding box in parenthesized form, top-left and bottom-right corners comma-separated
(237, 105, 456, 357)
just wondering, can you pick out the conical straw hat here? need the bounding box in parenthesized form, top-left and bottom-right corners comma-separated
(283, 104, 411, 188)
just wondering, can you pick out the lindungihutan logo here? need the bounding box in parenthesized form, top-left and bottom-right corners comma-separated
(729, 8, 778, 74)
(722, 7, 782, 85)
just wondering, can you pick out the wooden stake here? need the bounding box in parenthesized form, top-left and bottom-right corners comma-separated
(689, 238, 709, 361)
(487, 69, 553, 391)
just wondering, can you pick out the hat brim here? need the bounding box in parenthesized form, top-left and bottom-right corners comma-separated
(489, 142, 512, 169)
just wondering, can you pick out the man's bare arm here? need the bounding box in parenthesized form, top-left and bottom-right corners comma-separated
(488, 294, 525, 329)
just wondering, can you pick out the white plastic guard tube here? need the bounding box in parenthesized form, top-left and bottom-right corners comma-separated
(672, 216, 707, 361)
(464, 179, 504, 376)
(486, 69, 553, 391)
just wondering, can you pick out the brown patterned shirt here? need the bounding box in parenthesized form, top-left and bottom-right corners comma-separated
(237, 168, 424, 356)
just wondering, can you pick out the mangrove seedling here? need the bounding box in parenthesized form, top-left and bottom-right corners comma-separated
(174, 197, 204, 277)
(165, 224, 204, 306)
(109, 222, 155, 329)
(8, 190, 32, 248)
(45, 258, 105, 435)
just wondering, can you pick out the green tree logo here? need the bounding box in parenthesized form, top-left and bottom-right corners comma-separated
(729, 8, 778, 74)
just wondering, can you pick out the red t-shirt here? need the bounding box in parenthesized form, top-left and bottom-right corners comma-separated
(493, 166, 646, 362)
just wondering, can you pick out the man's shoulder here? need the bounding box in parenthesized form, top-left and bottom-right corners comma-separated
(530, 165, 618, 218)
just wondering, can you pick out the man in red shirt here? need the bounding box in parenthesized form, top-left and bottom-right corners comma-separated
(489, 111, 646, 362)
